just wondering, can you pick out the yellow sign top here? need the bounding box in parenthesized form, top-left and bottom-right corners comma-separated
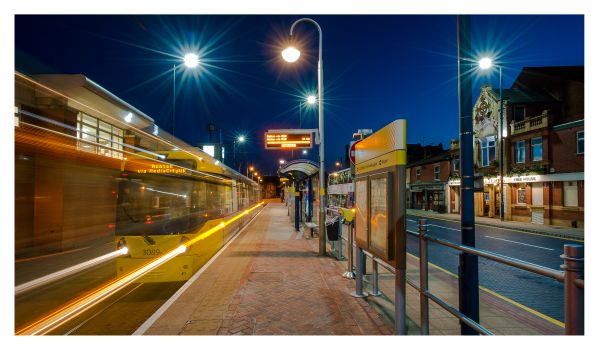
(355, 119, 406, 174)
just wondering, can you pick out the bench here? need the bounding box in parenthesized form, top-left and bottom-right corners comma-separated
(304, 222, 318, 238)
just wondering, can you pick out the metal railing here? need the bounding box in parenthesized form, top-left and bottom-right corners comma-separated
(349, 218, 584, 335)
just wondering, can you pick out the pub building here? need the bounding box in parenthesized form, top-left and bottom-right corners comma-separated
(449, 66, 584, 228)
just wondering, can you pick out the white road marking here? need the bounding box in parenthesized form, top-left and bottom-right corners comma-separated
(485, 236, 554, 251)
(429, 224, 461, 232)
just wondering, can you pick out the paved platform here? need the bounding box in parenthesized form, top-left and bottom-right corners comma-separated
(138, 203, 392, 335)
(407, 208, 584, 241)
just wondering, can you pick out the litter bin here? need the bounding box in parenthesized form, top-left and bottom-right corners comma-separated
(326, 219, 339, 241)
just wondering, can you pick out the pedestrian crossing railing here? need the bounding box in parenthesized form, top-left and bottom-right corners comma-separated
(348, 218, 584, 335)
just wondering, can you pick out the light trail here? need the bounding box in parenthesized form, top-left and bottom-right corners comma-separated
(15, 248, 129, 296)
(15, 73, 233, 180)
(16, 202, 264, 335)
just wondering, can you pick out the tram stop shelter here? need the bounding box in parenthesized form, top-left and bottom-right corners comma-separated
(278, 159, 319, 233)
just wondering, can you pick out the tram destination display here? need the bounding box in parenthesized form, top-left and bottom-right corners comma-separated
(264, 132, 312, 149)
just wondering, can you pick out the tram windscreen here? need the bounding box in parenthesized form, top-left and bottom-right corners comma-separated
(115, 176, 231, 236)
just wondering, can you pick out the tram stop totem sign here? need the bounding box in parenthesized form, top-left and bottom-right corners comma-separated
(354, 119, 407, 269)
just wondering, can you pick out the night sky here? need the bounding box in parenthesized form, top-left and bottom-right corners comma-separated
(14, 15, 584, 175)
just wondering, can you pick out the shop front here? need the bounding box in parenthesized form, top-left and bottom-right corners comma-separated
(504, 172, 584, 228)
(409, 183, 446, 213)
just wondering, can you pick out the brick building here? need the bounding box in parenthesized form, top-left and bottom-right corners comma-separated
(407, 151, 452, 213)
(449, 66, 584, 227)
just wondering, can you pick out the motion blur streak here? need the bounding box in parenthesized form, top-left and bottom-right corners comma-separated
(16, 202, 263, 335)
(15, 73, 235, 173)
(184, 202, 263, 248)
(15, 248, 129, 296)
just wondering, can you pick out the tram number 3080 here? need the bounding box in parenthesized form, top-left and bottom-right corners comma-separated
(143, 248, 162, 256)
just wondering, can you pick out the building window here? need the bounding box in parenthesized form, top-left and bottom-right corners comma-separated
(415, 168, 421, 181)
(516, 140, 526, 163)
(577, 131, 584, 154)
(531, 137, 543, 162)
(434, 165, 440, 181)
(481, 136, 496, 167)
(77, 112, 124, 159)
(453, 158, 460, 172)
(564, 181, 578, 207)
(517, 184, 527, 205)
(513, 105, 526, 122)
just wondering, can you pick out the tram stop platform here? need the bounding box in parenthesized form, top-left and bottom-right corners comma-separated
(135, 201, 393, 335)
(135, 201, 565, 336)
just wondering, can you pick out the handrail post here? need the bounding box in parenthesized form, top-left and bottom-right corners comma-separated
(418, 219, 430, 335)
(371, 259, 381, 296)
(351, 246, 368, 298)
(337, 216, 343, 260)
(343, 221, 355, 279)
(561, 244, 584, 335)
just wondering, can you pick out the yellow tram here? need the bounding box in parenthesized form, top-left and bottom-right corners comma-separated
(115, 149, 261, 283)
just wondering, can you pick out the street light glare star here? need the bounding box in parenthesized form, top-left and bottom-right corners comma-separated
(479, 57, 493, 70)
(281, 46, 301, 63)
(238, 136, 245, 143)
(306, 95, 317, 105)
(184, 53, 200, 68)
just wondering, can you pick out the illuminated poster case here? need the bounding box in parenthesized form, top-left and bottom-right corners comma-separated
(355, 172, 393, 260)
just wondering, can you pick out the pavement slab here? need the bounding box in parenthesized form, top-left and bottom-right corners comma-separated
(142, 203, 392, 335)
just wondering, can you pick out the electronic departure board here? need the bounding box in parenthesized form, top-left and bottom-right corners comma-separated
(264, 132, 312, 149)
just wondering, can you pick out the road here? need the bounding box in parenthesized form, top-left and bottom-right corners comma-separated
(405, 215, 583, 323)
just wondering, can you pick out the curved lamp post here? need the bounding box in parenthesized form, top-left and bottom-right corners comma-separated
(478, 57, 504, 221)
(282, 18, 326, 256)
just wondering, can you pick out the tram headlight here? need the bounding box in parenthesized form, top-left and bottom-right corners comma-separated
(117, 237, 130, 257)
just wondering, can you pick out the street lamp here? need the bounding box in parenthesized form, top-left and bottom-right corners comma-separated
(233, 135, 246, 172)
(279, 159, 285, 165)
(282, 18, 326, 256)
(294, 93, 317, 159)
(478, 57, 505, 221)
(247, 165, 254, 178)
(173, 53, 200, 135)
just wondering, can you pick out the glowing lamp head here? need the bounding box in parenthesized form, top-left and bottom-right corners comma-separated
(306, 95, 317, 105)
(238, 136, 245, 143)
(302, 150, 308, 155)
(279, 159, 285, 164)
(281, 46, 301, 63)
(478, 57, 493, 70)
(184, 53, 200, 68)
(124, 112, 133, 123)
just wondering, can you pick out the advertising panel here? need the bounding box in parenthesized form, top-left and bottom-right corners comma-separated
(369, 173, 391, 259)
